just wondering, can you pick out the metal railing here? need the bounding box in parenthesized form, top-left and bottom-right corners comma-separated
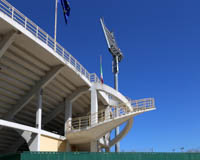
(66, 98, 155, 131)
(0, 0, 156, 133)
(0, 0, 100, 83)
(90, 73, 100, 83)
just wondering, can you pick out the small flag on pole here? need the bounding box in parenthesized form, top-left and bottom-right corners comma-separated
(59, 0, 71, 24)
(100, 56, 104, 84)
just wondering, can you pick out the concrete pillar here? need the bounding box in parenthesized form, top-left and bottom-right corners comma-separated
(64, 99, 72, 151)
(115, 107, 120, 152)
(64, 99, 72, 136)
(35, 88, 43, 151)
(66, 141, 71, 152)
(90, 140, 98, 152)
(105, 106, 111, 121)
(21, 89, 43, 151)
(29, 134, 40, 151)
(36, 89, 42, 130)
(104, 107, 111, 153)
(90, 87, 98, 126)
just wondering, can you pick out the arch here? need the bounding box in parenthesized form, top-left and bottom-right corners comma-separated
(109, 118, 133, 147)
(0, 128, 29, 153)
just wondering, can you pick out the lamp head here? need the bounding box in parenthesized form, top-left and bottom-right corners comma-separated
(109, 45, 123, 62)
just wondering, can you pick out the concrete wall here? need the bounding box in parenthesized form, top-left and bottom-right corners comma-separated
(40, 135, 66, 152)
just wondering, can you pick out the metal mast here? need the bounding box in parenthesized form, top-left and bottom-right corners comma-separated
(54, 0, 58, 51)
(113, 53, 120, 152)
(100, 18, 123, 152)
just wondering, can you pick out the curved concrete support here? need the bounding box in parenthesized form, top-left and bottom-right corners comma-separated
(98, 118, 133, 150)
(66, 100, 155, 145)
(67, 111, 140, 144)
(99, 132, 110, 148)
(0, 119, 65, 151)
(109, 118, 133, 147)
(93, 83, 132, 111)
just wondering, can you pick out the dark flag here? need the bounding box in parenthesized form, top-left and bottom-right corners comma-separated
(60, 0, 71, 24)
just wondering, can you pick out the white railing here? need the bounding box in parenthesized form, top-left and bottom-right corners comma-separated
(0, 0, 100, 83)
(0, 1, 156, 133)
(66, 98, 155, 131)
(90, 73, 100, 83)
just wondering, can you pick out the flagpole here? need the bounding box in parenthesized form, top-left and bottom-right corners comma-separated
(54, 0, 58, 51)
(100, 55, 104, 84)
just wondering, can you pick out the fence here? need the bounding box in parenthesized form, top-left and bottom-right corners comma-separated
(1, 152, 200, 160)
(0, 153, 20, 160)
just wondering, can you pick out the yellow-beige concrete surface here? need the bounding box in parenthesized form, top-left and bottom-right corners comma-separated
(40, 135, 66, 152)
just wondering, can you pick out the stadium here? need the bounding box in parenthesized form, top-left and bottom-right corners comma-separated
(0, 0, 156, 153)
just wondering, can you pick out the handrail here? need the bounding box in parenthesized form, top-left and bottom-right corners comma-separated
(66, 98, 155, 131)
(0, 0, 156, 134)
(0, 0, 100, 84)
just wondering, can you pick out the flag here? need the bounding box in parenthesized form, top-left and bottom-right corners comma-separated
(100, 56, 104, 84)
(59, 0, 71, 24)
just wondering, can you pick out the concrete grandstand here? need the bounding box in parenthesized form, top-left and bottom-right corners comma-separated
(0, 0, 155, 153)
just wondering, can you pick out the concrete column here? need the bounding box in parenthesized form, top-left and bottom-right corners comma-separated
(90, 87, 98, 153)
(64, 99, 72, 136)
(66, 141, 71, 152)
(90, 140, 98, 152)
(35, 88, 43, 151)
(29, 134, 40, 151)
(36, 89, 42, 129)
(105, 107, 111, 153)
(105, 106, 111, 121)
(90, 87, 98, 126)
(64, 99, 72, 152)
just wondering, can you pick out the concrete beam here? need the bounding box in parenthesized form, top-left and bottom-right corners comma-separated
(0, 30, 18, 58)
(3, 65, 64, 121)
(0, 119, 65, 140)
(68, 86, 89, 103)
(42, 86, 88, 126)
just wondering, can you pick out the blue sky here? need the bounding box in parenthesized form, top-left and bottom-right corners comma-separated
(6, 0, 200, 152)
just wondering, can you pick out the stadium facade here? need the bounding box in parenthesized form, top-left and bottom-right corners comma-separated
(0, 0, 155, 153)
